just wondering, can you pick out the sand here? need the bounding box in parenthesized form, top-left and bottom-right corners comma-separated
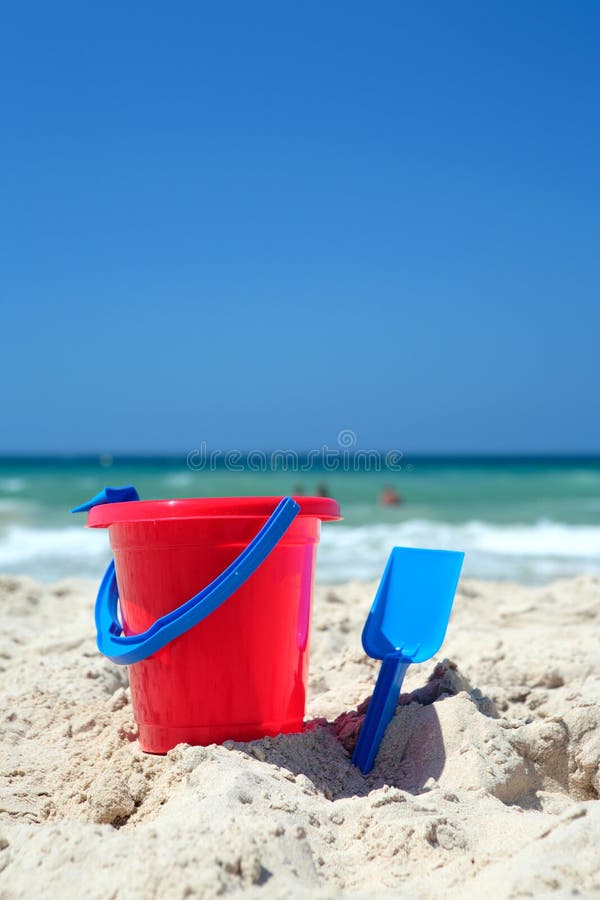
(1, 572, 599, 898)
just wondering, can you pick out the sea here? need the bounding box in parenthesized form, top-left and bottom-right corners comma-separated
(0, 456, 598, 585)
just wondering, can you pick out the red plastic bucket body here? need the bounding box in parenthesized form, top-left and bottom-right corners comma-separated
(90, 496, 340, 753)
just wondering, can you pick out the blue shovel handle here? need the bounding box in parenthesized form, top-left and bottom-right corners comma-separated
(92, 495, 300, 665)
(352, 652, 410, 774)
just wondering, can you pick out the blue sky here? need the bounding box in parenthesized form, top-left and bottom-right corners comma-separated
(1, 1, 599, 454)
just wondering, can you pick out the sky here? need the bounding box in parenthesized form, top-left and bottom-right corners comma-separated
(1, 1, 599, 455)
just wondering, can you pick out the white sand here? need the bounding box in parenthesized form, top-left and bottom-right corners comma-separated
(1, 573, 599, 898)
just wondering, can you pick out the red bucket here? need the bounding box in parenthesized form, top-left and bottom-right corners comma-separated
(86, 494, 340, 753)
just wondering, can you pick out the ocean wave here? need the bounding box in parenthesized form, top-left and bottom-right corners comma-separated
(317, 518, 600, 584)
(0, 478, 26, 494)
(0, 526, 110, 582)
(165, 472, 195, 488)
(0, 518, 598, 586)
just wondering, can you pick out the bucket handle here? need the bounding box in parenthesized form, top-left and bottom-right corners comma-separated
(76, 491, 300, 665)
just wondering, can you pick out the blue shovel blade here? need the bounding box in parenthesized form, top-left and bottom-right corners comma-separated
(353, 546, 464, 774)
(362, 547, 464, 663)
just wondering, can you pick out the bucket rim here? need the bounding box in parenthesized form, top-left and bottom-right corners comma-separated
(86, 495, 342, 528)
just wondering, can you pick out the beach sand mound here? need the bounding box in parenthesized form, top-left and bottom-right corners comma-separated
(1, 573, 599, 898)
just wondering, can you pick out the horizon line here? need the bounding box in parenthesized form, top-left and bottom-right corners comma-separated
(1, 451, 599, 462)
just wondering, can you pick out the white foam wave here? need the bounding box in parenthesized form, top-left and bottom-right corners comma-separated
(317, 519, 600, 584)
(0, 518, 598, 586)
(0, 526, 110, 582)
(165, 472, 194, 488)
(0, 478, 26, 494)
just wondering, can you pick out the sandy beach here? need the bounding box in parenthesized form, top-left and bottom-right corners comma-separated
(1, 572, 599, 898)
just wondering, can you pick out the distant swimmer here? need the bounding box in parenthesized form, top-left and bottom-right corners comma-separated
(380, 485, 403, 507)
(293, 484, 305, 496)
(315, 482, 329, 498)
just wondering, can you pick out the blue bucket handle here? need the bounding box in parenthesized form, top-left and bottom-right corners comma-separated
(73, 487, 300, 665)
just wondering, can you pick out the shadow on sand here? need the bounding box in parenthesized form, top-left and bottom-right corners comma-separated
(233, 665, 484, 801)
(233, 659, 499, 801)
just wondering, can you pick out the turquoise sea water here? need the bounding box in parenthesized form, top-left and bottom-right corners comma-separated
(1, 456, 599, 584)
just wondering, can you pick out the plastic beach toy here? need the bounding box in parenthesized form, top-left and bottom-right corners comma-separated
(352, 546, 464, 774)
(73, 485, 341, 753)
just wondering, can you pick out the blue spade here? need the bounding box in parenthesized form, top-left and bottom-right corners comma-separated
(352, 547, 464, 774)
